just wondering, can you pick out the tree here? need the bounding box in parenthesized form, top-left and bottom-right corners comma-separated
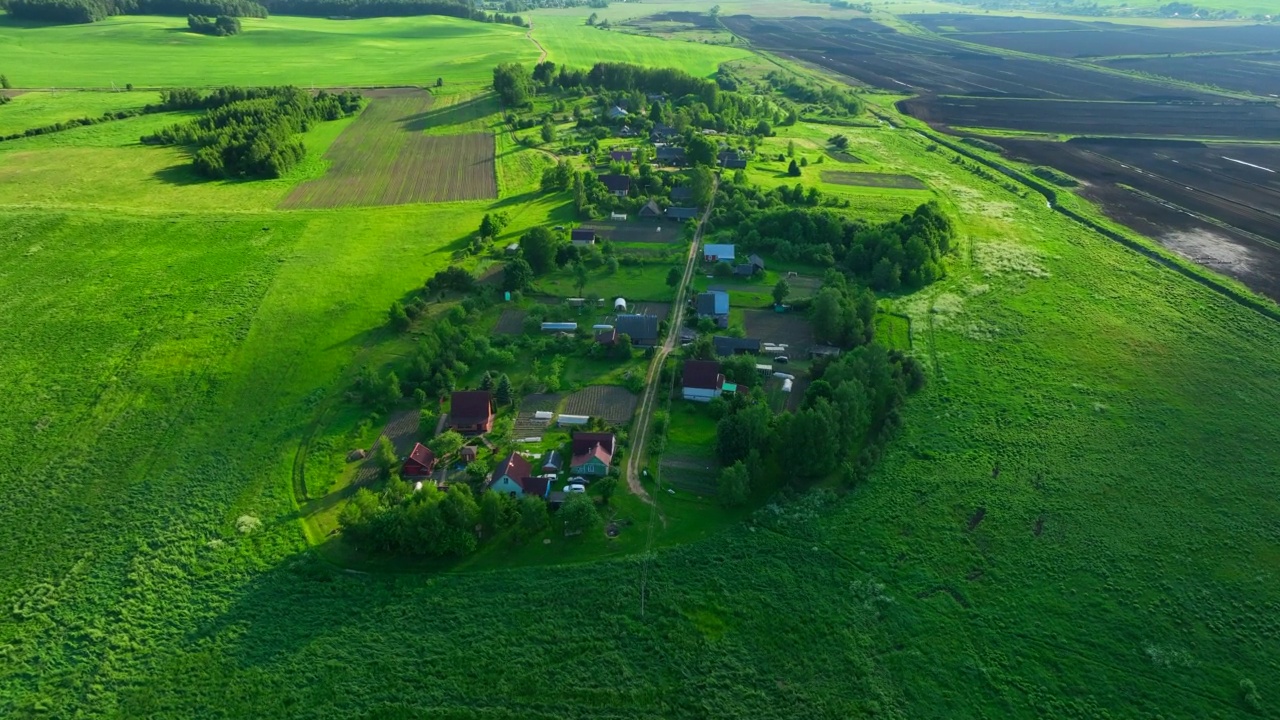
(614, 333, 633, 359)
(754, 119, 772, 136)
(586, 11, 598, 25)
(2, 75, 12, 90)
(388, 301, 410, 331)
(495, 374, 513, 405)
(560, 492, 599, 535)
(688, 334, 715, 360)
(606, 257, 619, 274)
(709, 4, 721, 16)
(812, 287, 844, 344)
(772, 279, 791, 306)
(481, 491, 517, 536)
(519, 495, 549, 536)
(597, 475, 618, 505)
(540, 119, 556, 144)
(787, 139, 796, 157)
(686, 134, 718, 168)
(479, 371, 495, 391)
(800, 156, 809, 167)
(520, 226, 557, 274)
(685, 166, 714, 207)
(787, 159, 801, 177)
(503, 258, 533, 292)
(436, 77, 444, 87)
(479, 213, 496, 239)
(713, 261, 733, 278)
(666, 267, 681, 287)
(429, 430, 464, 459)
(574, 262, 590, 296)
(718, 461, 750, 507)
(493, 63, 534, 106)
(829, 134, 849, 150)
(376, 440, 399, 479)
(714, 399, 773, 465)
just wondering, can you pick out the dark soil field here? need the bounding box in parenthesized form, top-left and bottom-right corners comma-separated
(281, 88, 496, 208)
(563, 385, 638, 425)
(1105, 54, 1280, 98)
(722, 15, 1210, 100)
(582, 220, 679, 243)
(901, 96, 1280, 139)
(997, 137, 1280, 299)
(822, 170, 927, 189)
(948, 26, 1280, 58)
(904, 13, 1096, 32)
(742, 309, 815, 355)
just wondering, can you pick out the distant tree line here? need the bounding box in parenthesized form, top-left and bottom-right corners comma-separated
(6, 0, 266, 23)
(141, 86, 361, 179)
(187, 13, 242, 33)
(259, 0, 523, 23)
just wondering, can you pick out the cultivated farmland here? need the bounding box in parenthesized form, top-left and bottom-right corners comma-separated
(821, 171, 927, 189)
(1105, 53, 1280, 98)
(943, 24, 1280, 58)
(563, 385, 638, 424)
(281, 88, 497, 208)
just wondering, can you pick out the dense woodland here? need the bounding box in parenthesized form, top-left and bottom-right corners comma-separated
(4, 0, 527, 23)
(141, 86, 361, 179)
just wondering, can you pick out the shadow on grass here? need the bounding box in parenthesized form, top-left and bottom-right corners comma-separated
(397, 94, 498, 133)
(152, 163, 210, 187)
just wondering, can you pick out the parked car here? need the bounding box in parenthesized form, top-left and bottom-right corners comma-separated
(569, 476, 587, 484)
(566, 483, 587, 494)
(774, 355, 789, 364)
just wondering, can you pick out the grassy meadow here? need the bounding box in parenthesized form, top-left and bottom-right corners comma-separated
(2, 7, 1280, 718)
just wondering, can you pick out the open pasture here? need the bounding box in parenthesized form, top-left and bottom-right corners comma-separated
(0, 15, 535, 88)
(901, 96, 1280, 139)
(1105, 53, 1280, 97)
(0, 90, 147, 136)
(281, 89, 496, 208)
(721, 15, 1211, 100)
(821, 170, 927, 189)
(563, 385, 638, 424)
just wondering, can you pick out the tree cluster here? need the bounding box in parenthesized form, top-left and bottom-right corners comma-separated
(7, 0, 266, 23)
(141, 86, 361, 179)
(493, 62, 535, 106)
(187, 13, 242, 34)
(340, 482, 483, 557)
(260, 0, 522, 22)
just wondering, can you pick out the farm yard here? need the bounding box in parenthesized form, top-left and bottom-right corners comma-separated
(281, 89, 497, 208)
(563, 385, 638, 424)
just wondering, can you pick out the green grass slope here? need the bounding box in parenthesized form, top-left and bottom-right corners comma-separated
(0, 14, 538, 87)
(1, 21, 1280, 717)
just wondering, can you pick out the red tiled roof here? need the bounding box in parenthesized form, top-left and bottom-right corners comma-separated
(408, 443, 435, 466)
(683, 360, 724, 391)
(571, 432, 615, 467)
(518, 476, 550, 497)
(491, 452, 532, 485)
(451, 391, 493, 425)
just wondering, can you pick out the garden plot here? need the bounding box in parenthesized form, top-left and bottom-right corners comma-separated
(494, 308, 527, 335)
(742, 310, 815, 356)
(822, 171, 927, 190)
(582, 221, 681, 243)
(660, 454, 718, 496)
(353, 408, 422, 486)
(515, 393, 560, 435)
(563, 386, 638, 425)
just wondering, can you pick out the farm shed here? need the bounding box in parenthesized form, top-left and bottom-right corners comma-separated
(599, 174, 631, 198)
(571, 229, 597, 246)
(809, 345, 842, 358)
(713, 336, 761, 356)
(639, 199, 663, 219)
(542, 450, 563, 473)
(459, 446, 477, 464)
(402, 443, 436, 478)
(571, 432, 616, 476)
(558, 414, 591, 426)
(541, 322, 578, 332)
(703, 243, 735, 263)
(682, 360, 725, 402)
(450, 391, 495, 434)
(505, 243, 520, 255)
(607, 106, 629, 120)
(488, 452, 533, 497)
(615, 314, 660, 346)
(610, 212, 627, 221)
(596, 327, 618, 345)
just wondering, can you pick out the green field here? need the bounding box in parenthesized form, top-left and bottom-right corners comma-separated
(0, 90, 148, 135)
(3, 5, 1280, 718)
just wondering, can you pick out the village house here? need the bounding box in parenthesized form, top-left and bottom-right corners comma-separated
(615, 313, 660, 346)
(402, 443, 436, 478)
(449, 390, 495, 434)
(606, 106, 629, 120)
(570, 432, 616, 477)
(734, 253, 765, 277)
(670, 186, 695, 205)
(638, 198, 663, 219)
(599, 174, 631, 198)
(488, 452, 550, 498)
(656, 145, 687, 166)
(666, 207, 699, 221)
(571, 229, 597, 247)
(682, 360, 725, 402)
(609, 150, 634, 163)
(713, 336, 762, 356)
(542, 450, 563, 474)
(703, 243, 735, 263)
(696, 290, 730, 327)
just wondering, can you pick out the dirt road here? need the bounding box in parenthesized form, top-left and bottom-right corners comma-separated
(624, 177, 719, 503)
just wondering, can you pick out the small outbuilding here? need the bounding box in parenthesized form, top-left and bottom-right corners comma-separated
(402, 443, 436, 478)
(571, 229, 597, 246)
(614, 297, 627, 312)
(703, 243, 736, 263)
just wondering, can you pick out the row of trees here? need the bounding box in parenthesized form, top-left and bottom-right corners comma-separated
(186, 13, 242, 34)
(6, 0, 265, 23)
(141, 87, 361, 179)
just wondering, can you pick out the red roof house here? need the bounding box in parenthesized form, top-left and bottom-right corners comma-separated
(570, 432, 616, 476)
(450, 391, 495, 434)
(682, 360, 725, 402)
(402, 443, 436, 478)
